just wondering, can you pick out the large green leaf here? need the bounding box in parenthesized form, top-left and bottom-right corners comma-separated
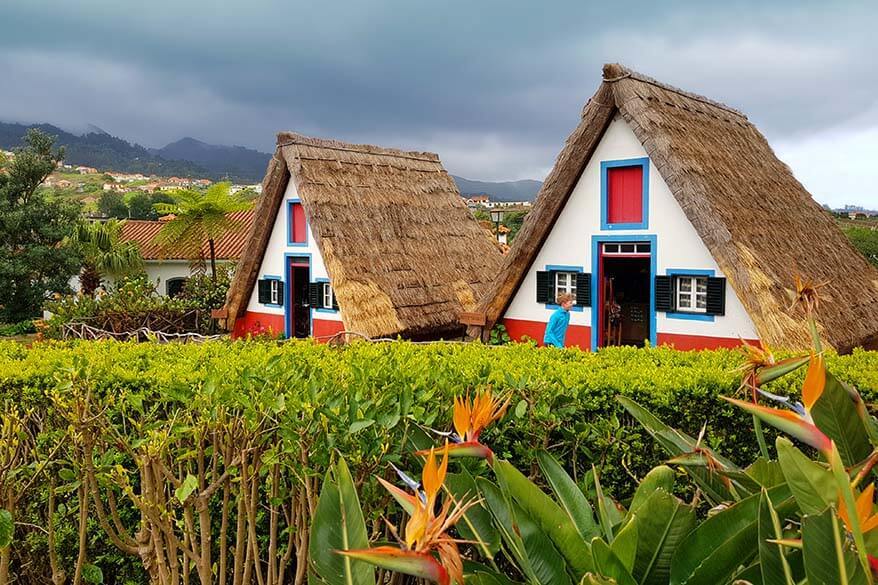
(776, 437, 834, 515)
(802, 507, 869, 585)
(758, 489, 795, 585)
(628, 466, 675, 518)
(617, 397, 739, 504)
(537, 451, 600, 540)
(670, 484, 793, 585)
(626, 490, 696, 585)
(495, 459, 593, 577)
(810, 370, 872, 466)
(591, 538, 637, 585)
(481, 476, 575, 585)
(0, 509, 12, 548)
(309, 458, 375, 585)
(446, 470, 501, 557)
(609, 521, 637, 573)
(478, 478, 544, 585)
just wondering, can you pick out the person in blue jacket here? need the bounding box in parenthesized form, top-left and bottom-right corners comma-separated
(543, 293, 575, 348)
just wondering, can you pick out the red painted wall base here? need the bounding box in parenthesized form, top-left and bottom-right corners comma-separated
(232, 311, 345, 343)
(502, 317, 756, 351)
(233, 311, 285, 339)
(503, 318, 590, 350)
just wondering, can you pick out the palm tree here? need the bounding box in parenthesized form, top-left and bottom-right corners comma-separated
(67, 219, 144, 296)
(153, 182, 252, 282)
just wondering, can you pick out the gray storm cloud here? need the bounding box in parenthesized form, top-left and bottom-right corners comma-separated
(1, 0, 876, 205)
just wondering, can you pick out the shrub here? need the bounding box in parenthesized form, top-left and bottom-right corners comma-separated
(0, 339, 874, 582)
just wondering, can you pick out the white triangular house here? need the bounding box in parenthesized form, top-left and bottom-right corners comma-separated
(475, 64, 878, 352)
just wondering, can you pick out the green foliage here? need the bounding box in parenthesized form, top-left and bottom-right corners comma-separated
(66, 219, 143, 295)
(0, 509, 13, 548)
(0, 129, 80, 321)
(97, 191, 128, 218)
(0, 321, 36, 337)
(152, 182, 252, 278)
(42, 274, 200, 337)
(488, 323, 511, 345)
(843, 225, 878, 267)
(180, 263, 234, 311)
(126, 191, 174, 220)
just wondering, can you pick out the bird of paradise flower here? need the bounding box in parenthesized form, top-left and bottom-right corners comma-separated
(337, 445, 479, 585)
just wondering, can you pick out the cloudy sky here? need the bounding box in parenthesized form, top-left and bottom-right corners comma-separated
(2, 0, 877, 207)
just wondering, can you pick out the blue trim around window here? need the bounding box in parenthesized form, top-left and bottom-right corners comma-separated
(261, 274, 284, 308)
(286, 199, 309, 247)
(590, 235, 657, 351)
(665, 268, 716, 322)
(544, 264, 585, 312)
(284, 253, 313, 338)
(600, 157, 650, 230)
(314, 277, 339, 313)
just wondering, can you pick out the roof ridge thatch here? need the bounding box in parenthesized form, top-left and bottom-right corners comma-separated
(476, 63, 878, 353)
(602, 63, 748, 120)
(276, 132, 441, 163)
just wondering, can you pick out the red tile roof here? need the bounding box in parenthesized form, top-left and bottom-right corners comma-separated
(120, 210, 254, 261)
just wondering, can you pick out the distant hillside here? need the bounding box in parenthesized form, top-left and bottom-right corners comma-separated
(452, 176, 542, 202)
(0, 122, 210, 178)
(151, 137, 270, 182)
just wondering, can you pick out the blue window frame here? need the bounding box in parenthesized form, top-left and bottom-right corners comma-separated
(665, 269, 715, 322)
(590, 234, 657, 351)
(261, 275, 283, 308)
(544, 264, 585, 312)
(314, 277, 339, 313)
(286, 199, 309, 247)
(600, 157, 650, 230)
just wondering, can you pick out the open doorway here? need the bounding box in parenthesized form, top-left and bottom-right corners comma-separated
(598, 242, 651, 347)
(286, 258, 311, 338)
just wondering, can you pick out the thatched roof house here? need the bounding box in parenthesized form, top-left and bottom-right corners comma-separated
(224, 132, 503, 340)
(475, 63, 878, 352)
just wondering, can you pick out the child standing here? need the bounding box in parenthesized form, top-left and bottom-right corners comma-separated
(543, 293, 575, 348)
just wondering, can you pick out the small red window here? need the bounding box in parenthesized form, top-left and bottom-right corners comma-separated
(290, 202, 306, 243)
(607, 166, 643, 224)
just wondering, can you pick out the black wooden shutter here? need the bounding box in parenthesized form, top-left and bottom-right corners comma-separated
(308, 282, 323, 308)
(275, 281, 285, 307)
(575, 273, 592, 306)
(257, 280, 270, 304)
(706, 277, 726, 316)
(655, 275, 674, 312)
(536, 271, 552, 304)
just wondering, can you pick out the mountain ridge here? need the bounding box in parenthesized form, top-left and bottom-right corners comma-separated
(0, 121, 542, 199)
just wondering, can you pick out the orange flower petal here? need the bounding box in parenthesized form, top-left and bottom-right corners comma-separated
(802, 353, 826, 411)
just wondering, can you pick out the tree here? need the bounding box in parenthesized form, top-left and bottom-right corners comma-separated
(98, 190, 128, 218)
(0, 129, 80, 322)
(66, 219, 144, 296)
(127, 191, 174, 220)
(153, 182, 251, 281)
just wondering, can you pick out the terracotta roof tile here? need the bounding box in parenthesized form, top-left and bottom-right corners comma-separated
(120, 210, 254, 261)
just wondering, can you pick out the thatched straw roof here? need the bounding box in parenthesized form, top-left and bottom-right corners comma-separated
(478, 63, 878, 352)
(225, 133, 503, 339)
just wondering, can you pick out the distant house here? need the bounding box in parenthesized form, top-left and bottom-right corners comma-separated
(475, 63, 878, 352)
(118, 211, 254, 296)
(223, 132, 503, 340)
(76, 166, 98, 174)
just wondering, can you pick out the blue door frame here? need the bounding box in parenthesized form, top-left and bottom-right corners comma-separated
(590, 235, 657, 350)
(284, 253, 313, 338)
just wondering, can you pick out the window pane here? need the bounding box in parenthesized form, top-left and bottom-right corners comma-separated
(636, 243, 651, 253)
(605, 243, 619, 253)
(696, 278, 707, 293)
(696, 295, 707, 309)
(620, 243, 635, 253)
(678, 295, 691, 308)
(679, 278, 692, 293)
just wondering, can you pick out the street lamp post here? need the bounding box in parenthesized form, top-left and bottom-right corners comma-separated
(490, 209, 503, 242)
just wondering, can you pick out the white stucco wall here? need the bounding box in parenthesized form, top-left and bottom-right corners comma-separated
(74, 260, 233, 296)
(504, 115, 758, 342)
(245, 177, 342, 322)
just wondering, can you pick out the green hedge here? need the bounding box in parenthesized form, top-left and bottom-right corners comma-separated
(1, 339, 876, 583)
